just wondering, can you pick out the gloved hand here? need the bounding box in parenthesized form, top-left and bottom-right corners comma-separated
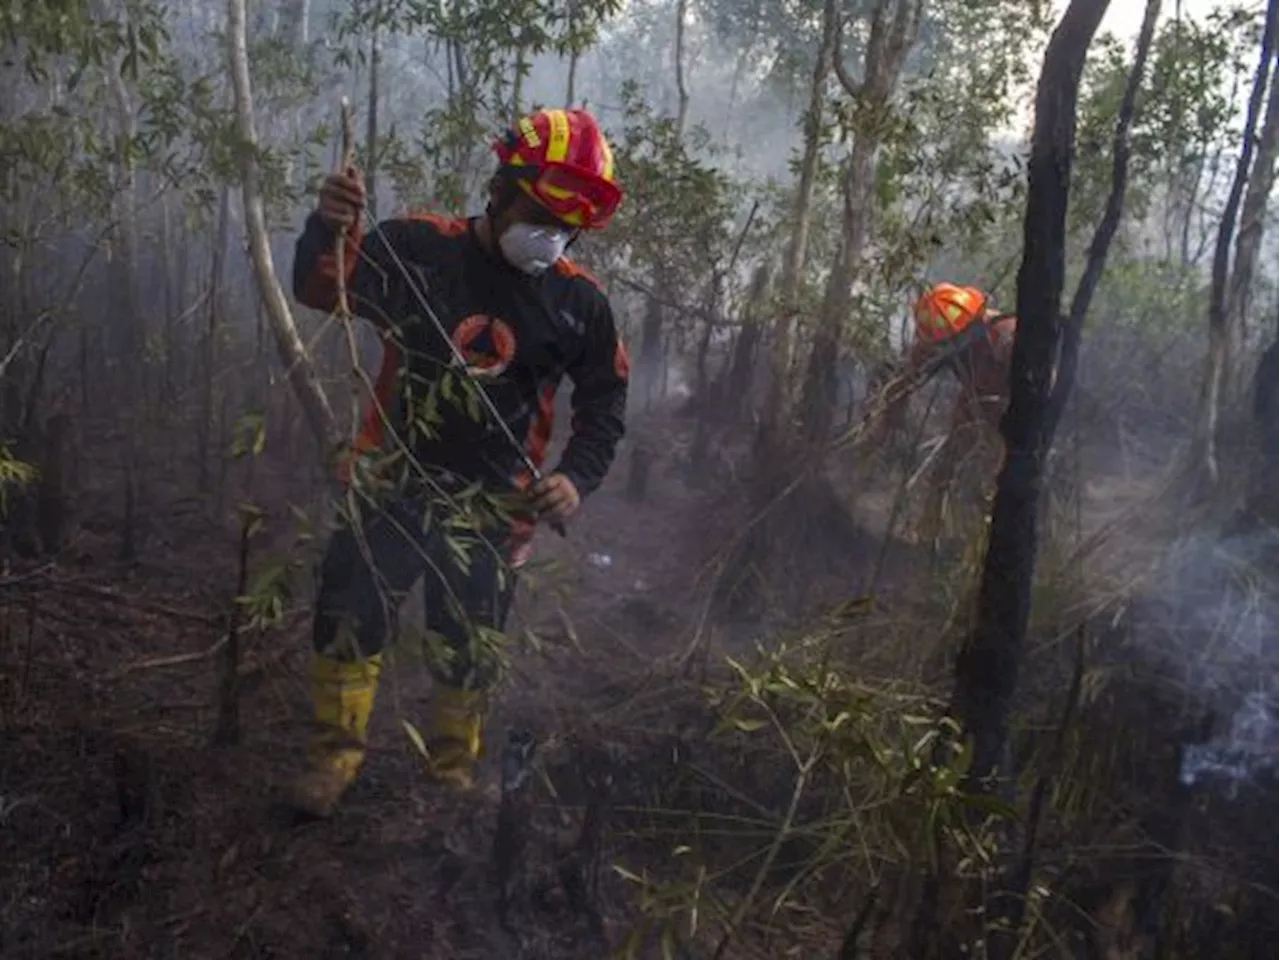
(318, 167, 366, 231)
(531, 472, 581, 523)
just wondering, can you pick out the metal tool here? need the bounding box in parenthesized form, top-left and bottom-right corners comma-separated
(359, 210, 569, 537)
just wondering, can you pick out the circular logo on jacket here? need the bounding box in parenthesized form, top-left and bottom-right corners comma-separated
(453, 314, 517, 378)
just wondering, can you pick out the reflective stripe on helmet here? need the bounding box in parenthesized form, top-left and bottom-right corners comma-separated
(546, 109, 571, 163)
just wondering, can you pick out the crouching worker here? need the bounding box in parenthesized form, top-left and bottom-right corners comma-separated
(287, 108, 630, 818)
(869, 283, 1016, 542)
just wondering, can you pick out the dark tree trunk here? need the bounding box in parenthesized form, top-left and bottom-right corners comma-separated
(954, 0, 1108, 791)
(637, 294, 664, 411)
(724, 263, 771, 422)
(945, 3, 1111, 958)
(34, 413, 70, 556)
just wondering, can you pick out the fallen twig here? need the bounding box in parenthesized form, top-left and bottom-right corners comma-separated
(0, 562, 56, 589)
(35, 578, 219, 625)
(107, 608, 307, 678)
(108, 637, 229, 676)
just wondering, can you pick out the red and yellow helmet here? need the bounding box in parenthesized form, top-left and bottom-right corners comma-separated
(492, 108, 622, 231)
(913, 283, 989, 343)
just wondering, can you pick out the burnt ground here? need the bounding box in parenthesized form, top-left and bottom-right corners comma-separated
(1, 414, 1275, 959)
(0, 412, 903, 960)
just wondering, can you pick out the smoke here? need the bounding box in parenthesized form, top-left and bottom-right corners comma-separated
(1148, 527, 1280, 792)
(1180, 688, 1278, 793)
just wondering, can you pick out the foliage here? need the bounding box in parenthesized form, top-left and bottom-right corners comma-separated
(1, 0, 1276, 952)
(612, 623, 1008, 955)
(0, 444, 37, 515)
(1073, 3, 1266, 263)
(592, 82, 744, 300)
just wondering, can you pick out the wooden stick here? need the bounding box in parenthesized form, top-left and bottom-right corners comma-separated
(334, 96, 357, 319)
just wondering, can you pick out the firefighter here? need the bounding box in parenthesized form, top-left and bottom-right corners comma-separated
(287, 108, 629, 818)
(875, 282, 1016, 542)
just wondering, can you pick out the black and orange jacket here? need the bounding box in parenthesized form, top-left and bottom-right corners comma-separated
(292, 210, 629, 507)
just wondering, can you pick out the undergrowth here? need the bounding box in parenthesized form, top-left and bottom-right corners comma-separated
(595, 469, 1276, 959)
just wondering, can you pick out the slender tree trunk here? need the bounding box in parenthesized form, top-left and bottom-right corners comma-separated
(674, 0, 690, 137)
(725, 263, 771, 422)
(1192, 0, 1277, 489)
(105, 52, 146, 562)
(566, 50, 580, 107)
(1226, 59, 1279, 344)
(281, 0, 309, 45)
(1046, 0, 1161, 442)
(638, 295, 664, 412)
(226, 0, 338, 458)
(512, 44, 528, 119)
(105, 59, 141, 390)
(199, 189, 231, 492)
(758, 0, 838, 446)
(366, 5, 382, 220)
(565, 0, 579, 106)
(799, 0, 923, 442)
(160, 192, 176, 403)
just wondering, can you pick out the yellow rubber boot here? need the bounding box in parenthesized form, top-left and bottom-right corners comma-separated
(424, 686, 486, 790)
(288, 653, 383, 818)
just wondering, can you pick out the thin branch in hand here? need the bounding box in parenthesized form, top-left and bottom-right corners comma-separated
(335, 95, 357, 321)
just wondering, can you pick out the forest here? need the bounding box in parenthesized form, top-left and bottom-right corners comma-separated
(0, 0, 1277, 956)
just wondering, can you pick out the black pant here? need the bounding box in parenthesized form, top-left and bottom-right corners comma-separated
(312, 492, 518, 691)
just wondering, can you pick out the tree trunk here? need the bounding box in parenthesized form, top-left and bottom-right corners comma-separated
(674, 0, 690, 138)
(799, 0, 923, 443)
(280, 0, 309, 45)
(512, 44, 528, 119)
(724, 262, 771, 422)
(722, 2, 762, 144)
(105, 59, 141, 391)
(105, 54, 146, 564)
(198, 189, 231, 492)
(944, 5, 1110, 959)
(226, 0, 338, 458)
(1226, 59, 1279, 343)
(565, 0, 579, 106)
(759, 0, 838, 445)
(365, 4, 382, 220)
(1191, 0, 1277, 489)
(160, 192, 176, 404)
(955, 0, 1107, 807)
(637, 294, 664, 412)
(1046, 0, 1161, 442)
(35, 413, 69, 556)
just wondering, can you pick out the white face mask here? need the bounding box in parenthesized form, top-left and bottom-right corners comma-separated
(498, 222, 571, 275)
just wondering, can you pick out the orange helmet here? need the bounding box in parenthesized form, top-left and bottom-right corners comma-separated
(913, 283, 989, 343)
(492, 108, 622, 231)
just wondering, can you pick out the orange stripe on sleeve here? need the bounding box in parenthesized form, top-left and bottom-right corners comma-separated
(300, 225, 364, 313)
